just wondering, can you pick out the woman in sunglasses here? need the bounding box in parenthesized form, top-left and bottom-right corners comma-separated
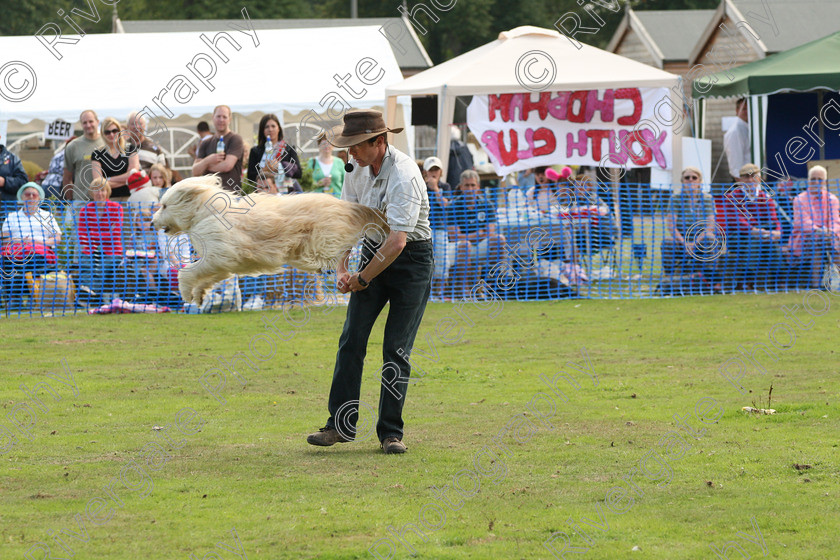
(661, 167, 723, 293)
(91, 117, 140, 200)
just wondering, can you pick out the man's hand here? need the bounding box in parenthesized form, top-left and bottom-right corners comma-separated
(336, 272, 353, 294)
(0, 176, 5, 187)
(425, 176, 439, 191)
(345, 273, 369, 292)
(337, 272, 369, 293)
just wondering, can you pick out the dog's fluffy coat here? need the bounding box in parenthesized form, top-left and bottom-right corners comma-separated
(151, 176, 388, 305)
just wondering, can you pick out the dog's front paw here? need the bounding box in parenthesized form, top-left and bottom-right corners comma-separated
(191, 286, 209, 307)
(179, 282, 193, 305)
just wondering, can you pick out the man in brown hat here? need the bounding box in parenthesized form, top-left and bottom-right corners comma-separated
(306, 109, 432, 454)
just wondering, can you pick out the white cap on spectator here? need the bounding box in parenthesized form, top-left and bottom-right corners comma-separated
(424, 156, 443, 171)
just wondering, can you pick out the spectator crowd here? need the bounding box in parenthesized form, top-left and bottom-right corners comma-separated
(1, 108, 839, 314)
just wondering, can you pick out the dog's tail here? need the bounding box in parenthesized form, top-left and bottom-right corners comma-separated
(348, 203, 390, 238)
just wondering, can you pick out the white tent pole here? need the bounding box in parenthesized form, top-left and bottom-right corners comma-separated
(747, 94, 765, 169)
(670, 87, 684, 185)
(385, 94, 399, 137)
(758, 94, 768, 169)
(436, 86, 455, 182)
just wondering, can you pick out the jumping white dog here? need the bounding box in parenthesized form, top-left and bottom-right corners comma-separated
(150, 176, 388, 305)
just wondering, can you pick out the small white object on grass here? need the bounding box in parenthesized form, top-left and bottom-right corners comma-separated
(742, 406, 776, 414)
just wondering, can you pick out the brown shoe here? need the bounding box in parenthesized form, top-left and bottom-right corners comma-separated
(381, 437, 406, 454)
(306, 427, 352, 447)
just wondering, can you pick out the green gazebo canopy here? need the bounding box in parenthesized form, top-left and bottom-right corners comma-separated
(693, 30, 840, 99)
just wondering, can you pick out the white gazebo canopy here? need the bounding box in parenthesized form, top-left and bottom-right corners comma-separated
(385, 26, 684, 179)
(1, 24, 404, 135)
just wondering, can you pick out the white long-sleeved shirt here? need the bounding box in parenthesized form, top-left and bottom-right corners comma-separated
(724, 118, 750, 179)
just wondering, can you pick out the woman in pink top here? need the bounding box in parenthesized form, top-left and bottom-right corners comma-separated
(788, 165, 840, 288)
(78, 178, 127, 303)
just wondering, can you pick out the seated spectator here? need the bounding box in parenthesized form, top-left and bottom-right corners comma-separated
(155, 228, 191, 307)
(240, 169, 301, 309)
(516, 168, 536, 192)
(91, 117, 140, 200)
(722, 164, 783, 290)
(660, 167, 722, 292)
(525, 167, 578, 260)
(772, 176, 799, 242)
(423, 156, 460, 298)
(446, 170, 506, 297)
(307, 135, 345, 196)
(78, 178, 128, 304)
(569, 174, 614, 252)
(0, 183, 61, 311)
(526, 166, 561, 215)
(788, 165, 840, 288)
(255, 170, 302, 195)
(255, 171, 279, 195)
(128, 166, 170, 291)
(247, 114, 302, 186)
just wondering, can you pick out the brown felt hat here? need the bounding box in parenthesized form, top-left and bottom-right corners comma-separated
(326, 109, 403, 148)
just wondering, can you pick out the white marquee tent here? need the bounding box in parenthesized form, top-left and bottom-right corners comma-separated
(0, 24, 406, 143)
(384, 26, 685, 180)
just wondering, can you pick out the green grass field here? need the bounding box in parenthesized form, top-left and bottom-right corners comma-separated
(2, 293, 839, 559)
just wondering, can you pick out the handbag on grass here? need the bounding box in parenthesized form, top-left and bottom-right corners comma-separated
(822, 258, 840, 292)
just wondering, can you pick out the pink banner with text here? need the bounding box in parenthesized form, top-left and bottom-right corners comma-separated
(466, 88, 673, 175)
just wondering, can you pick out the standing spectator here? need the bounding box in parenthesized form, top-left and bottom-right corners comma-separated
(126, 112, 167, 171)
(423, 156, 459, 298)
(187, 121, 213, 159)
(40, 137, 75, 199)
(723, 98, 750, 183)
(306, 135, 345, 196)
(194, 105, 245, 191)
(0, 131, 30, 220)
(91, 117, 140, 200)
(722, 163, 783, 290)
(447, 125, 474, 187)
(660, 167, 722, 292)
(446, 170, 507, 297)
(1, 183, 61, 311)
(78, 178, 127, 304)
(788, 165, 840, 289)
(247, 114, 301, 187)
(63, 110, 106, 202)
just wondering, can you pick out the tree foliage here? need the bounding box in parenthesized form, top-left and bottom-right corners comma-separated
(1, 0, 723, 62)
